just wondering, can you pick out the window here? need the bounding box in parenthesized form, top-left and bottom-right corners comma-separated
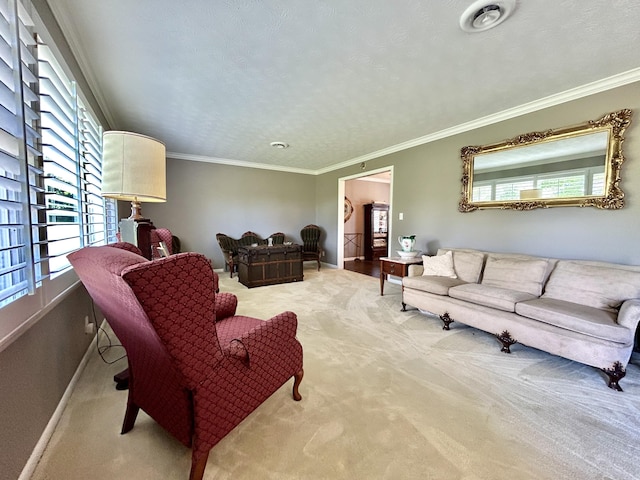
(0, 0, 114, 311)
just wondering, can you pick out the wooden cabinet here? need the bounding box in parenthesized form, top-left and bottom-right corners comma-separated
(363, 203, 389, 260)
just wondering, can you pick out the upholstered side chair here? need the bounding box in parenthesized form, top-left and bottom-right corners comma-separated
(300, 224, 322, 270)
(216, 233, 239, 277)
(68, 244, 304, 480)
(269, 232, 286, 245)
(239, 230, 262, 246)
(150, 227, 173, 258)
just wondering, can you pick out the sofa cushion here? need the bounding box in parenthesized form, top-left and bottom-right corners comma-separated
(449, 283, 537, 312)
(542, 261, 640, 312)
(516, 297, 628, 344)
(422, 251, 456, 278)
(481, 255, 549, 296)
(403, 275, 466, 296)
(437, 248, 485, 283)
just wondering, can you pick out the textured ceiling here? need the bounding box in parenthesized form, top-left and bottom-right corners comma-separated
(47, 0, 640, 174)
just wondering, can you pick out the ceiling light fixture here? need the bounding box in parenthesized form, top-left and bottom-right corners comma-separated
(270, 141, 289, 149)
(459, 0, 515, 33)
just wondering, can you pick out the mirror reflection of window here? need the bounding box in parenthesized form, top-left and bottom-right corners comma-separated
(472, 166, 606, 202)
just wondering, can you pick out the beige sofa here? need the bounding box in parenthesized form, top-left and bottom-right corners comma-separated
(401, 248, 640, 390)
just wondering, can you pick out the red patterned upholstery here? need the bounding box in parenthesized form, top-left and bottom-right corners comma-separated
(67, 244, 303, 480)
(150, 227, 174, 258)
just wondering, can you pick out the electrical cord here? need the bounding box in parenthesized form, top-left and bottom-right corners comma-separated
(91, 300, 127, 365)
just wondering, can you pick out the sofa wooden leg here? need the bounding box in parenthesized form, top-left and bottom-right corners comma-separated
(440, 312, 454, 330)
(602, 361, 625, 391)
(496, 330, 517, 353)
(189, 451, 209, 480)
(293, 369, 304, 401)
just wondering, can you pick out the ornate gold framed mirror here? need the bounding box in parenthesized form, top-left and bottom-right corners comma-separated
(459, 109, 632, 212)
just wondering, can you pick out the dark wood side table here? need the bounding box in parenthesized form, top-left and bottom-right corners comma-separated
(379, 256, 423, 295)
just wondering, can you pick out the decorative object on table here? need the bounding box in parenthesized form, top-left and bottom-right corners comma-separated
(398, 235, 416, 252)
(344, 196, 354, 222)
(396, 250, 421, 258)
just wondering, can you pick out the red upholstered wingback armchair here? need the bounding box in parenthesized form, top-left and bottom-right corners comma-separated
(67, 243, 304, 480)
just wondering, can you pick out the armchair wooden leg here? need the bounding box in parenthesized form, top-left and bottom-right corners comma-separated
(189, 451, 209, 480)
(121, 395, 140, 434)
(293, 369, 304, 401)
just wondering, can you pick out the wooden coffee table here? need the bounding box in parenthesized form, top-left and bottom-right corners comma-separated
(379, 256, 423, 295)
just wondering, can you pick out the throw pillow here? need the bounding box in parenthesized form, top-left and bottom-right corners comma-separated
(422, 251, 457, 278)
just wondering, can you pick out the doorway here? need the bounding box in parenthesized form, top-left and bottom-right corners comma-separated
(337, 167, 393, 277)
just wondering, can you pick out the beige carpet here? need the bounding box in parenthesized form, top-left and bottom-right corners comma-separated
(31, 266, 640, 480)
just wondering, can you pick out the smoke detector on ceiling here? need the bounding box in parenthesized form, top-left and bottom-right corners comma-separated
(459, 0, 516, 33)
(270, 141, 289, 149)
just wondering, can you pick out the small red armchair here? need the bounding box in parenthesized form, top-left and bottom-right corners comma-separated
(68, 244, 304, 480)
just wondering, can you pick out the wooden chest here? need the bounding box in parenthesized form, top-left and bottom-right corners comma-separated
(238, 244, 303, 288)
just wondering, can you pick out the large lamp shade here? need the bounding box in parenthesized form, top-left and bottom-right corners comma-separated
(102, 131, 166, 220)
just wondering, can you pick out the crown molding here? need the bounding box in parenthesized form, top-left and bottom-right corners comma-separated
(315, 68, 640, 175)
(167, 152, 316, 175)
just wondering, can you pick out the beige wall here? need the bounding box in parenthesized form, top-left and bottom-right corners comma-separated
(317, 81, 640, 266)
(142, 160, 318, 269)
(0, 286, 96, 480)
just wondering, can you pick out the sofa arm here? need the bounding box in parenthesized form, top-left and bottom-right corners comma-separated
(215, 292, 238, 320)
(408, 264, 424, 276)
(617, 298, 640, 333)
(230, 311, 300, 367)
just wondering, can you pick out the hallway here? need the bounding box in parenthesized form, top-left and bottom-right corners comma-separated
(343, 259, 380, 279)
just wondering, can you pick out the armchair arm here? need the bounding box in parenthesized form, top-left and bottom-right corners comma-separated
(215, 293, 238, 320)
(229, 311, 300, 367)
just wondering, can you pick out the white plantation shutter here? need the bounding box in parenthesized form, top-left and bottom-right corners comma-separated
(39, 43, 81, 275)
(0, 0, 114, 311)
(0, 0, 43, 306)
(78, 99, 107, 246)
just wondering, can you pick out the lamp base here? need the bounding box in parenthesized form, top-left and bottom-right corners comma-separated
(128, 199, 144, 220)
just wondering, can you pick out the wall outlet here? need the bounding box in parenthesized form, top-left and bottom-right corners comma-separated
(84, 315, 96, 335)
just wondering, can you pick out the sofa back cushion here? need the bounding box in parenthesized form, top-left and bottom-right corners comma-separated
(436, 248, 485, 283)
(542, 260, 640, 311)
(481, 254, 549, 296)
